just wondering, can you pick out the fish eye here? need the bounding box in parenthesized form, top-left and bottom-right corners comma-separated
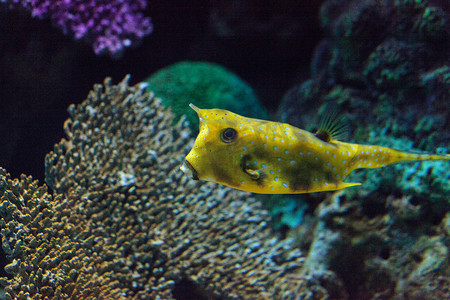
(221, 128, 237, 143)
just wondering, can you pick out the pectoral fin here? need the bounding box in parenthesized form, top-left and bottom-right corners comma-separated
(244, 167, 262, 180)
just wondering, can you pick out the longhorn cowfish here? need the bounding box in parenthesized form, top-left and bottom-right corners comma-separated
(181, 104, 449, 194)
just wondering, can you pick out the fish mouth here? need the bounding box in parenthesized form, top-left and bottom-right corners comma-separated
(181, 159, 199, 180)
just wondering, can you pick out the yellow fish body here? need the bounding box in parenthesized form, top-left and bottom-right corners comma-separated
(181, 104, 449, 194)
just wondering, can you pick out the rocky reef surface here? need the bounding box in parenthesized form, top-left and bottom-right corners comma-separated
(275, 0, 449, 298)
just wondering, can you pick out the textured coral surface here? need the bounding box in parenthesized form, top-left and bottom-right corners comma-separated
(0, 77, 344, 299)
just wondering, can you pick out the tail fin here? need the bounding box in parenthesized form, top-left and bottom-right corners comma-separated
(398, 152, 450, 163)
(350, 144, 449, 170)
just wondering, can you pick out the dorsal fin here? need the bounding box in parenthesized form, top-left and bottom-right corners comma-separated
(314, 104, 349, 142)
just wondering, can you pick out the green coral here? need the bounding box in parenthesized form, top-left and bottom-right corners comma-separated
(145, 61, 269, 132)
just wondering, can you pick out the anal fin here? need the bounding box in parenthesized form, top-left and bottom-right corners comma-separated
(309, 181, 361, 193)
(337, 182, 361, 189)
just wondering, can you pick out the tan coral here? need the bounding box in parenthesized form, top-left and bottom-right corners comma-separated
(0, 77, 344, 299)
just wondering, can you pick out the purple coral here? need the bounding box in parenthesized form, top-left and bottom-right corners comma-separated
(5, 0, 153, 56)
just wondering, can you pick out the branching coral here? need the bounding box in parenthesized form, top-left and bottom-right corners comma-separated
(0, 77, 344, 299)
(2, 0, 152, 56)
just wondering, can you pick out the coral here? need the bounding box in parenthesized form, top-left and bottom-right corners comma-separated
(331, 0, 389, 76)
(276, 0, 450, 298)
(0, 77, 344, 299)
(420, 65, 450, 106)
(343, 129, 449, 205)
(145, 61, 269, 132)
(363, 39, 428, 92)
(278, 0, 450, 199)
(395, 0, 449, 42)
(288, 190, 450, 299)
(262, 195, 309, 230)
(314, 0, 449, 102)
(2, 0, 152, 56)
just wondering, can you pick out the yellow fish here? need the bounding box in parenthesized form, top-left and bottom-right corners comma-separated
(181, 104, 449, 194)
